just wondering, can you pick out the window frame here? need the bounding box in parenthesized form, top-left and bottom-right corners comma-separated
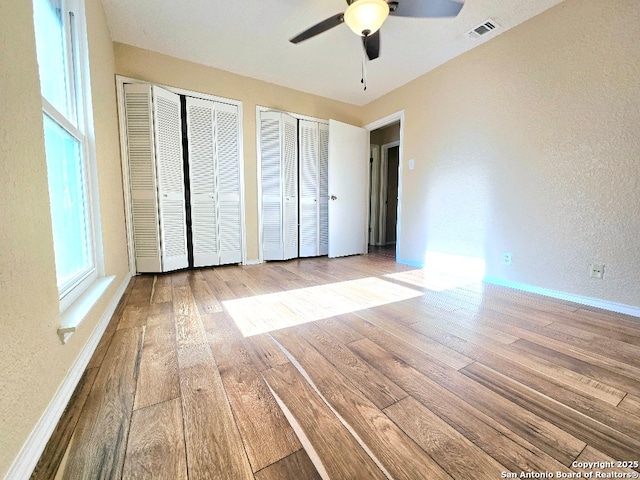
(34, 0, 101, 312)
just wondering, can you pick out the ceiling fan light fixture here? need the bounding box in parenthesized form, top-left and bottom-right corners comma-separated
(344, 0, 390, 36)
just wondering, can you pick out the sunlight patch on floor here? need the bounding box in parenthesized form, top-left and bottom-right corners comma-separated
(385, 269, 477, 292)
(387, 251, 486, 292)
(223, 277, 422, 337)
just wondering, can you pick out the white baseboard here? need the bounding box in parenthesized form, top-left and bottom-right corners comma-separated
(4, 273, 132, 480)
(396, 258, 425, 269)
(395, 258, 639, 318)
(483, 276, 640, 318)
(244, 258, 263, 266)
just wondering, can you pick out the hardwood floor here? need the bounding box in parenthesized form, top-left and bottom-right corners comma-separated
(32, 253, 640, 479)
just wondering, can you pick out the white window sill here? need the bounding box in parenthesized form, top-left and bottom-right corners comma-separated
(57, 275, 115, 344)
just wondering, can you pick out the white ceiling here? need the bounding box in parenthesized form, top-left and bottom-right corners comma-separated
(101, 0, 565, 106)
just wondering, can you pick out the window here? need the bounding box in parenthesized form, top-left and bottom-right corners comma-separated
(33, 0, 97, 309)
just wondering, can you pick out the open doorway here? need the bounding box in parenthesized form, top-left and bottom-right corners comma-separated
(368, 121, 400, 259)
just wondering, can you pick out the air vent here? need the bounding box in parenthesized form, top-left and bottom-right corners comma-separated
(467, 19, 500, 39)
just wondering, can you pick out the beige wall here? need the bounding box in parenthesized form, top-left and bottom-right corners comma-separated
(0, 1, 129, 476)
(362, 0, 640, 306)
(114, 44, 363, 262)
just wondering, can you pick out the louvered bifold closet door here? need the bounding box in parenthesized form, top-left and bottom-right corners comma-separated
(186, 97, 219, 267)
(260, 111, 284, 260)
(299, 120, 319, 257)
(123, 83, 162, 273)
(319, 123, 329, 255)
(215, 102, 242, 264)
(282, 113, 299, 260)
(152, 86, 189, 272)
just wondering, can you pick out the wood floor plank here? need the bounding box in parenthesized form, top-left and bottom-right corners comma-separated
(232, 266, 286, 295)
(177, 344, 254, 480)
(174, 313, 208, 348)
(117, 303, 149, 330)
(348, 338, 573, 474)
(31, 368, 99, 480)
(459, 310, 640, 381)
(406, 313, 627, 406)
(461, 361, 640, 461)
(151, 274, 172, 304)
(243, 333, 289, 371)
(172, 285, 207, 347)
(148, 301, 173, 317)
(618, 394, 640, 416)
(512, 338, 640, 398)
(548, 310, 640, 347)
(122, 398, 187, 480)
(272, 330, 452, 480)
(575, 307, 640, 332)
(206, 313, 301, 472)
(171, 285, 198, 317)
(547, 321, 640, 368)
(261, 363, 387, 480)
(404, 300, 520, 345)
(472, 299, 558, 327)
(128, 275, 154, 305)
(62, 326, 144, 480)
(461, 282, 579, 314)
(317, 316, 364, 344)
(355, 308, 474, 370)
(254, 449, 321, 480)
(295, 322, 407, 409)
(385, 396, 506, 479)
(170, 271, 190, 288)
(201, 268, 238, 302)
(226, 279, 256, 299)
(189, 271, 223, 314)
(133, 313, 180, 410)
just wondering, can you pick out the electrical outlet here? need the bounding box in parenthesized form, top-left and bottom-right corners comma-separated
(502, 252, 512, 266)
(590, 263, 605, 279)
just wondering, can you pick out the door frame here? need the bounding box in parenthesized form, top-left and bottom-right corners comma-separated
(364, 110, 404, 257)
(379, 141, 400, 246)
(368, 144, 381, 245)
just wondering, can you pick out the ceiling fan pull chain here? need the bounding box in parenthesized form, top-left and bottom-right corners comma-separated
(361, 38, 368, 91)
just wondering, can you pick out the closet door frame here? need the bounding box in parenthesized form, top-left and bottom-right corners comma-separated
(255, 105, 329, 263)
(116, 75, 246, 275)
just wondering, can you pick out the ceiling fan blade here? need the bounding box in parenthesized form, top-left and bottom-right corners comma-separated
(290, 13, 345, 44)
(363, 30, 380, 61)
(389, 0, 464, 18)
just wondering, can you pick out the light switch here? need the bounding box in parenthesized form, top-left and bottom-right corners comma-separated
(408, 159, 415, 170)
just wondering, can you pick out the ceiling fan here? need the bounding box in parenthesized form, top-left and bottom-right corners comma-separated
(290, 0, 465, 61)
